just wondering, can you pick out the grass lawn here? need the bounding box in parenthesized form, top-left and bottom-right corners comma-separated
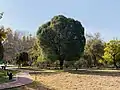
(0, 69, 18, 84)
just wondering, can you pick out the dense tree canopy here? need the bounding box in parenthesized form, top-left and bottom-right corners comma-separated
(28, 38, 44, 65)
(103, 39, 120, 68)
(16, 52, 29, 67)
(37, 15, 86, 69)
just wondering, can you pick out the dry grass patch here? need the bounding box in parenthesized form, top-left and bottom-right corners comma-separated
(28, 70, 120, 90)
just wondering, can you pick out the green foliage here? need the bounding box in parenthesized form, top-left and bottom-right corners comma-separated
(0, 12, 3, 19)
(0, 23, 7, 61)
(103, 39, 120, 68)
(64, 61, 75, 68)
(16, 52, 29, 66)
(28, 39, 45, 65)
(0, 26, 7, 42)
(0, 69, 18, 84)
(84, 33, 104, 67)
(37, 56, 46, 63)
(37, 15, 86, 69)
(74, 58, 85, 69)
(0, 14, 5, 61)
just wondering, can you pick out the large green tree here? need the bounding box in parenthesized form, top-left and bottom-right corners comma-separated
(103, 39, 120, 68)
(37, 15, 86, 69)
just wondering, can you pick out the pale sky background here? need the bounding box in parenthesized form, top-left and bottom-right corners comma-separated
(0, 0, 120, 41)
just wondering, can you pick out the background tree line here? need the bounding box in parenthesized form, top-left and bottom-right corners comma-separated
(0, 14, 120, 69)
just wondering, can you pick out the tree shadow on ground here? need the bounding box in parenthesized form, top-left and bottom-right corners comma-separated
(19, 67, 45, 71)
(4, 81, 53, 90)
(2, 77, 53, 90)
(64, 69, 120, 77)
(29, 71, 60, 76)
(20, 68, 62, 75)
(20, 81, 55, 90)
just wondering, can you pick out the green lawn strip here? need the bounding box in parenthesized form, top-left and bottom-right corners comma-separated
(0, 69, 19, 84)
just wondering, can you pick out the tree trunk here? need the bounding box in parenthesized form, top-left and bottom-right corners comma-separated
(87, 58, 92, 68)
(60, 60, 64, 69)
(75, 67, 78, 71)
(93, 54, 98, 67)
(113, 57, 118, 69)
(113, 60, 118, 69)
(0, 42, 4, 60)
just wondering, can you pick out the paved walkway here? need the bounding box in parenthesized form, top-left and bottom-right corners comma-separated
(0, 72, 33, 90)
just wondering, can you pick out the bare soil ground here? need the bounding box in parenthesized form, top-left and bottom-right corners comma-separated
(20, 69, 120, 90)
